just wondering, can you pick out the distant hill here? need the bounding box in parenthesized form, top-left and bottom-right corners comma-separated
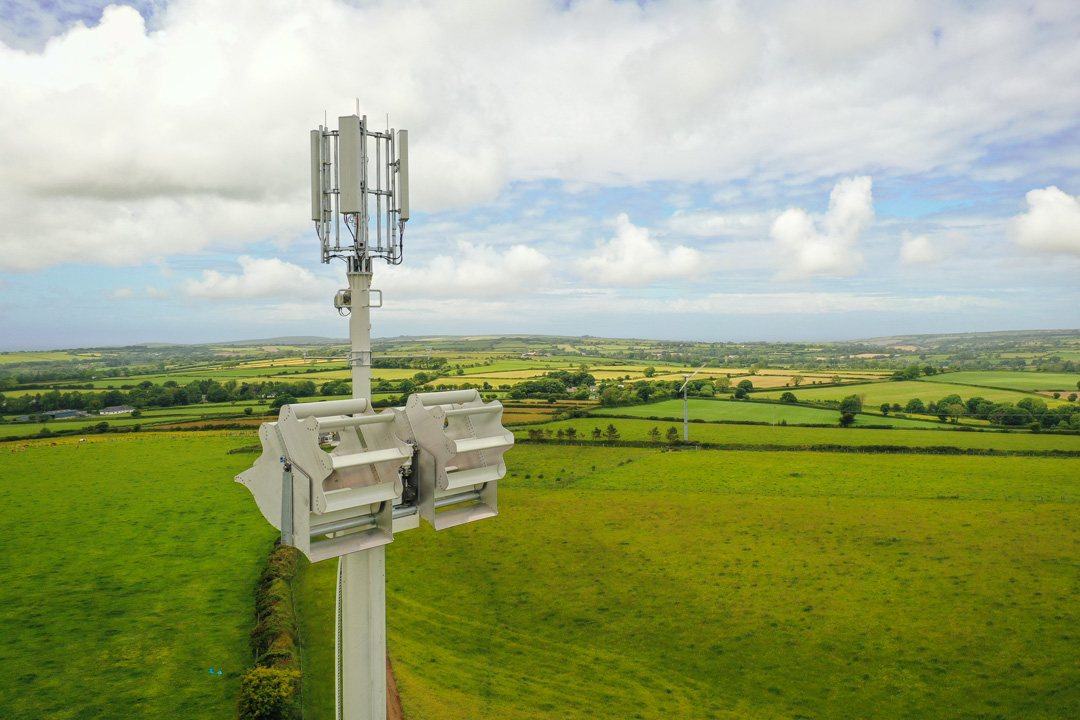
(859, 329, 1080, 350)
(211, 336, 347, 347)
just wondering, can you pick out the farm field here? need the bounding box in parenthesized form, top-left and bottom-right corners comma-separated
(593, 398, 941, 428)
(0, 403, 263, 438)
(294, 444, 1080, 719)
(924, 371, 1080, 393)
(517, 417, 1080, 453)
(755, 379, 1068, 408)
(675, 372, 887, 389)
(0, 433, 276, 719)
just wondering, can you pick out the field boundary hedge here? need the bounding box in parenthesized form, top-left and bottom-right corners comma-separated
(515, 437, 1080, 458)
(237, 541, 303, 720)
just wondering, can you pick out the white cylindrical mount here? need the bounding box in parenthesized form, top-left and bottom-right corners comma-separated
(348, 271, 373, 402)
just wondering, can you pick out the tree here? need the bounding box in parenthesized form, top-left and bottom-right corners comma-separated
(643, 366, 656, 378)
(244, 407, 253, 415)
(647, 426, 661, 442)
(666, 426, 680, 443)
(838, 394, 863, 413)
(737, 379, 754, 391)
(734, 387, 748, 399)
(591, 426, 602, 440)
(780, 392, 797, 403)
(791, 375, 804, 387)
(206, 383, 229, 403)
(839, 412, 856, 427)
(604, 424, 620, 442)
(905, 398, 926, 414)
(270, 394, 297, 411)
(715, 377, 732, 392)
(880, 403, 890, 415)
(1069, 393, 1078, 402)
(565, 427, 577, 441)
(923, 365, 938, 376)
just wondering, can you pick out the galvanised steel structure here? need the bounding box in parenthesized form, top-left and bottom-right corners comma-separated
(236, 114, 513, 720)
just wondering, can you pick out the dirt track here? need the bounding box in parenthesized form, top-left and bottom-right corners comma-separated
(387, 654, 404, 720)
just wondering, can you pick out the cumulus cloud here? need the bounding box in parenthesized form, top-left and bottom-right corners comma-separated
(900, 233, 940, 264)
(1008, 186, 1080, 256)
(771, 176, 873, 278)
(182, 255, 334, 300)
(578, 214, 701, 285)
(2, 0, 1080, 273)
(377, 241, 551, 300)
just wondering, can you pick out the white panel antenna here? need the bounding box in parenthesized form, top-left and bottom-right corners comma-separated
(309, 114, 409, 267)
(397, 129, 409, 222)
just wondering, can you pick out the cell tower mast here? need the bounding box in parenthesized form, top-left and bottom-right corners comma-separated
(312, 115, 408, 720)
(236, 112, 512, 720)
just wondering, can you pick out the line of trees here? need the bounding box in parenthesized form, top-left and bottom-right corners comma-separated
(0, 378, 345, 418)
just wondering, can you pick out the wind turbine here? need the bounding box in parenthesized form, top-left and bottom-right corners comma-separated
(678, 363, 707, 442)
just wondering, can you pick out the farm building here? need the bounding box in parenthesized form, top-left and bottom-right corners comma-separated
(12, 409, 91, 422)
(101, 405, 135, 416)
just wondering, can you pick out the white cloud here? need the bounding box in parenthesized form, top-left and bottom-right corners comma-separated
(667, 210, 775, 238)
(771, 176, 873, 278)
(377, 241, 551, 300)
(552, 290, 1004, 316)
(182, 256, 334, 300)
(1008, 186, 1080, 256)
(578, 214, 701, 285)
(1, 0, 1080, 273)
(900, 233, 940, 264)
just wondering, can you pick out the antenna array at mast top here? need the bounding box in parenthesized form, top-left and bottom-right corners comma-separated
(311, 114, 410, 268)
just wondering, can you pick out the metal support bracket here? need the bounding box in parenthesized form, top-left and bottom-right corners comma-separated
(349, 351, 372, 367)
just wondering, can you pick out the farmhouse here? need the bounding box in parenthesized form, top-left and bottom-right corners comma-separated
(101, 405, 135, 416)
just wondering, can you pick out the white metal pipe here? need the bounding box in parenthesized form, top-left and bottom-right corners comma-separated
(434, 490, 482, 509)
(311, 513, 376, 538)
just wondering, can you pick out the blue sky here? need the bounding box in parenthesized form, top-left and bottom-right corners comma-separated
(1, 0, 1078, 350)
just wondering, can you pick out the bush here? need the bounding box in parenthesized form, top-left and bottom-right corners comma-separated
(780, 392, 797, 403)
(237, 666, 300, 720)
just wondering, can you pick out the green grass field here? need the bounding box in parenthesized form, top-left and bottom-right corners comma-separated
(0, 433, 276, 719)
(294, 444, 1080, 719)
(924, 371, 1080, 393)
(593, 398, 942, 428)
(518, 417, 1080, 453)
(755, 380, 1067, 408)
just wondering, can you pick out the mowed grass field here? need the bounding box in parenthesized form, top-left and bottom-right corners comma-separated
(294, 444, 1080, 719)
(925, 371, 1080, 393)
(755, 379, 1068, 408)
(593, 398, 941, 428)
(518, 417, 1080, 453)
(0, 433, 276, 719)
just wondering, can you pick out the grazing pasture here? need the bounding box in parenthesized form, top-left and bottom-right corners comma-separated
(0, 433, 275, 719)
(296, 444, 1080, 719)
(755, 380, 1067, 408)
(924, 371, 1080, 393)
(517, 417, 1080, 453)
(593, 398, 940, 427)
